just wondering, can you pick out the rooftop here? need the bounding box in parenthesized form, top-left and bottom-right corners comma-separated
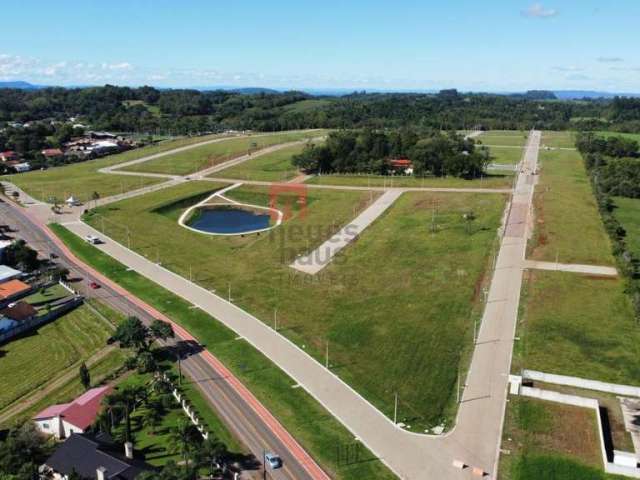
(0, 279, 31, 301)
(0, 301, 37, 321)
(0, 265, 22, 282)
(34, 385, 113, 430)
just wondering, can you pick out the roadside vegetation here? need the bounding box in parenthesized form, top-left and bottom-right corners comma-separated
(49, 223, 398, 480)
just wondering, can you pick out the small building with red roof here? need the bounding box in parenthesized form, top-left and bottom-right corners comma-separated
(0, 279, 32, 305)
(0, 151, 18, 162)
(41, 148, 64, 159)
(388, 158, 414, 175)
(34, 385, 113, 439)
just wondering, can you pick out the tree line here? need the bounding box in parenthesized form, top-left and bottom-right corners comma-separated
(292, 129, 490, 178)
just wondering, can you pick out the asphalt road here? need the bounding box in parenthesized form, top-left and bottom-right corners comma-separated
(0, 198, 316, 480)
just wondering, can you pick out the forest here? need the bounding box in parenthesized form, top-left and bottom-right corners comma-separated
(1, 85, 637, 135)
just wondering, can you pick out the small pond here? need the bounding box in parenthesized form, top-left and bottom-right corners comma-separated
(187, 205, 272, 234)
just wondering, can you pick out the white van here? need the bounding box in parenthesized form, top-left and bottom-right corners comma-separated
(85, 234, 102, 245)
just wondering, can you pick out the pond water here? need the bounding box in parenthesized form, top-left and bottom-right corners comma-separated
(187, 206, 271, 234)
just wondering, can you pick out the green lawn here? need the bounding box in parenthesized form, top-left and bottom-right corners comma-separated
(542, 131, 577, 149)
(514, 270, 640, 385)
(612, 196, 640, 258)
(489, 146, 525, 165)
(82, 180, 505, 431)
(0, 304, 115, 411)
(499, 397, 615, 480)
(50, 223, 397, 480)
(212, 142, 308, 182)
(305, 173, 513, 189)
(477, 131, 530, 147)
(596, 131, 640, 143)
(1, 134, 225, 203)
(529, 149, 614, 265)
(121, 130, 327, 176)
(23, 283, 69, 305)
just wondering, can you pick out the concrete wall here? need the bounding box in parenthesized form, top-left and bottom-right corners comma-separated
(523, 369, 640, 397)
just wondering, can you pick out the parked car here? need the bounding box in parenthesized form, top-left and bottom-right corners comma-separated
(264, 453, 282, 470)
(84, 234, 102, 245)
(89, 281, 100, 289)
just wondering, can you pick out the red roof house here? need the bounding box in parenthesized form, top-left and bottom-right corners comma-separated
(41, 148, 64, 158)
(34, 386, 113, 439)
(0, 279, 32, 303)
(0, 151, 18, 162)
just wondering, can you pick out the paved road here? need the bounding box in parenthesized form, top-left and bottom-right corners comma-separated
(53, 131, 543, 479)
(0, 198, 324, 480)
(523, 259, 618, 277)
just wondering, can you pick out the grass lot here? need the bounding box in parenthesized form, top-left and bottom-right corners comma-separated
(513, 270, 640, 385)
(489, 146, 525, 165)
(0, 304, 115, 411)
(305, 173, 513, 189)
(542, 131, 577, 149)
(82, 180, 505, 431)
(50, 223, 397, 480)
(212, 142, 308, 182)
(121, 130, 327, 176)
(23, 283, 69, 305)
(477, 131, 529, 147)
(612, 197, 640, 258)
(529, 149, 614, 265)
(282, 99, 334, 112)
(499, 397, 614, 480)
(1, 134, 226, 203)
(596, 131, 640, 143)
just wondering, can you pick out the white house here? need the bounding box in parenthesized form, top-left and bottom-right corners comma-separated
(0, 265, 22, 284)
(34, 386, 112, 439)
(13, 162, 31, 173)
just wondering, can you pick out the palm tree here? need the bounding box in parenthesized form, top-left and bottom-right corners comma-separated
(168, 419, 201, 471)
(103, 384, 146, 443)
(198, 435, 227, 479)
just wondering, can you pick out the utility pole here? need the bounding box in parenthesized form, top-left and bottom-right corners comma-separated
(394, 392, 398, 425)
(473, 318, 477, 344)
(325, 340, 329, 368)
(457, 370, 460, 403)
(273, 308, 277, 331)
(228, 283, 231, 302)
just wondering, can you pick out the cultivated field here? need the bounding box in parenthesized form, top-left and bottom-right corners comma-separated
(0, 304, 115, 412)
(121, 130, 327, 176)
(514, 270, 639, 385)
(1, 134, 225, 203)
(84, 180, 506, 429)
(499, 397, 609, 480)
(529, 148, 614, 265)
(212, 142, 308, 182)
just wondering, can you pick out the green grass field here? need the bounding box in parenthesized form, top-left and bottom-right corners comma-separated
(305, 172, 513, 189)
(212, 142, 308, 182)
(612, 197, 640, 258)
(121, 130, 327, 176)
(542, 131, 577, 149)
(477, 131, 529, 147)
(499, 397, 614, 480)
(596, 131, 640, 143)
(50, 223, 397, 480)
(83, 180, 505, 430)
(0, 304, 115, 411)
(1, 134, 225, 203)
(529, 149, 614, 265)
(513, 271, 640, 385)
(489, 146, 525, 165)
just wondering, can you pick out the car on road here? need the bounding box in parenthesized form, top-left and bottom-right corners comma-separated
(264, 453, 282, 470)
(84, 234, 102, 245)
(89, 281, 100, 289)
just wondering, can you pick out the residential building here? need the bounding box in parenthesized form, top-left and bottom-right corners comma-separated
(388, 158, 414, 175)
(41, 432, 154, 480)
(0, 279, 32, 305)
(42, 148, 64, 159)
(0, 265, 23, 283)
(0, 315, 18, 332)
(0, 150, 18, 162)
(0, 301, 37, 322)
(34, 386, 112, 439)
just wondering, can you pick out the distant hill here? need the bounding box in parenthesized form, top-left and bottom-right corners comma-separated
(0, 81, 46, 90)
(553, 90, 640, 100)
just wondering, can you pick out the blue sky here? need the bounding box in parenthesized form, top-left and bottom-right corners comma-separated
(2, 0, 639, 92)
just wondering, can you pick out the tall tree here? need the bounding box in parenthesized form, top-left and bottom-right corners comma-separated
(79, 362, 91, 390)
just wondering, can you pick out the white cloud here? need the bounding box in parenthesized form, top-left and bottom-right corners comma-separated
(522, 3, 558, 18)
(597, 56, 624, 63)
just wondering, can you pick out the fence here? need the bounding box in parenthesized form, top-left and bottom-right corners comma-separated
(0, 296, 84, 345)
(158, 372, 210, 440)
